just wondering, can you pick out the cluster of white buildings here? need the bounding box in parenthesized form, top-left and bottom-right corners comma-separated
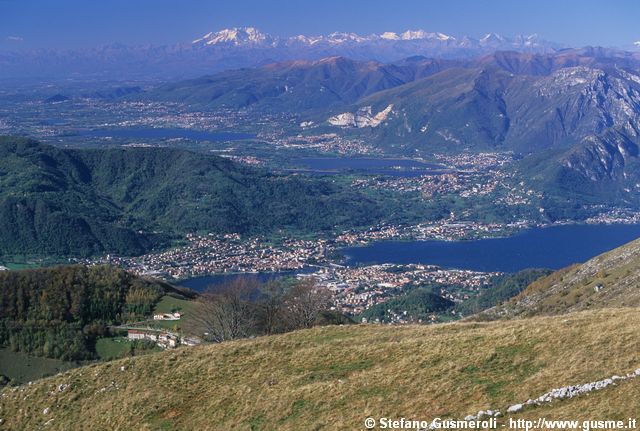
(127, 329, 201, 349)
(127, 329, 179, 349)
(302, 263, 500, 315)
(153, 312, 182, 321)
(89, 233, 331, 280)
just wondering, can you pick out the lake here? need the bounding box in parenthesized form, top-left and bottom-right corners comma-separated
(288, 157, 451, 177)
(178, 224, 640, 290)
(341, 223, 640, 272)
(178, 270, 304, 292)
(81, 127, 255, 141)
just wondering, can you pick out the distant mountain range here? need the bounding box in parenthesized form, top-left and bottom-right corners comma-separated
(190, 27, 560, 53)
(0, 27, 565, 80)
(144, 48, 640, 206)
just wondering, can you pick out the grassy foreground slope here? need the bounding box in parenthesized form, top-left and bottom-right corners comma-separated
(2, 308, 639, 430)
(479, 237, 640, 319)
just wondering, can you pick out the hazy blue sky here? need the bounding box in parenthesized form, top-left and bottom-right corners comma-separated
(1, 0, 638, 50)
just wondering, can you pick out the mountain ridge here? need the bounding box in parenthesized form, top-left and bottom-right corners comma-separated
(0, 137, 427, 258)
(190, 26, 560, 52)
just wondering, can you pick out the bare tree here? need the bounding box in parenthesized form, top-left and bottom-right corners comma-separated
(187, 277, 258, 343)
(256, 280, 287, 335)
(187, 278, 334, 342)
(282, 280, 332, 330)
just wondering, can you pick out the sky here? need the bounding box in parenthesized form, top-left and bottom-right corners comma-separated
(0, 0, 639, 50)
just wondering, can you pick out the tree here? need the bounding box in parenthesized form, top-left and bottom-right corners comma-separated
(282, 280, 332, 330)
(0, 265, 169, 360)
(187, 278, 258, 343)
(255, 280, 287, 335)
(187, 278, 337, 342)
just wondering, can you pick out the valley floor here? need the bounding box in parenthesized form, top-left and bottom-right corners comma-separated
(2, 308, 639, 430)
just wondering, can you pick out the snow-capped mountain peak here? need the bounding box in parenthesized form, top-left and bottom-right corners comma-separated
(191, 27, 560, 54)
(401, 29, 430, 40)
(326, 32, 368, 44)
(480, 33, 506, 44)
(434, 32, 454, 41)
(398, 30, 454, 41)
(192, 27, 273, 46)
(634, 41, 640, 47)
(380, 32, 400, 40)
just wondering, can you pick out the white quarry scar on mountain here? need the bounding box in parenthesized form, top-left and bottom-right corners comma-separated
(327, 104, 394, 128)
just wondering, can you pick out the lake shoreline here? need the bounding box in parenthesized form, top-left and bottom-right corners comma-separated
(175, 223, 640, 289)
(341, 223, 640, 273)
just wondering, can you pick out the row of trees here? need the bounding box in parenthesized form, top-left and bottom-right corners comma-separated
(186, 278, 338, 343)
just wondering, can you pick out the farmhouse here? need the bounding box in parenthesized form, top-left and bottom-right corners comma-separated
(153, 312, 182, 321)
(158, 332, 178, 348)
(127, 329, 180, 349)
(127, 329, 158, 342)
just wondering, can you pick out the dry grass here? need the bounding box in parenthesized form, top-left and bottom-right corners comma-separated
(1, 308, 639, 430)
(480, 237, 640, 319)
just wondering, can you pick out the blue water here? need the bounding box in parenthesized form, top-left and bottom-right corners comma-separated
(289, 157, 450, 177)
(342, 224, 640, 272)
(82, 127, 255, 141)
(178, 224, 640, 290)
(178, 270, 303, 292)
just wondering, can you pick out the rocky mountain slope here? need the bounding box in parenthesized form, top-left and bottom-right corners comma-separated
(516, 130, 640, 207)
(477, 236, 640, 319)
(2, 308, 639, 430)
(325, 55, 640, 152)
(142, 49, 640, 207)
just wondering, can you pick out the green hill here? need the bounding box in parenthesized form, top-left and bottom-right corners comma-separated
(359, 287, 454, 323)
(456, 269, 553, 316)
(0, 137, 428, 258)
(1, 308, 639, 430)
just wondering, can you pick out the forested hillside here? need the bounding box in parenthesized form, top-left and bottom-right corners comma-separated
(0, 137, 429, 257)
(0, 265, 173, 360)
